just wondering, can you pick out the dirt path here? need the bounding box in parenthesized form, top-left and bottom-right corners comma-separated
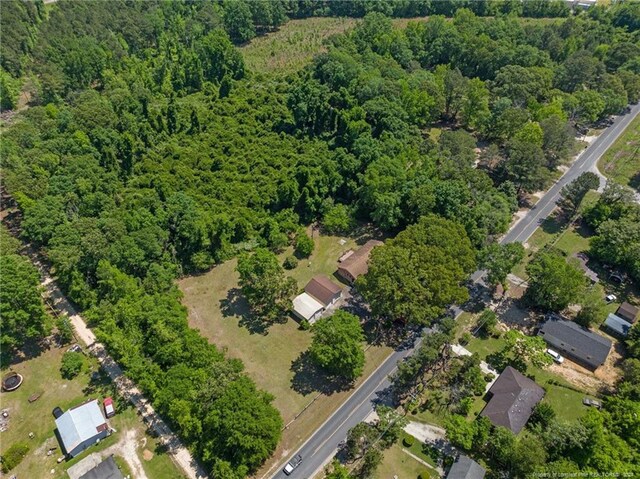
(103, 429, 149, 479)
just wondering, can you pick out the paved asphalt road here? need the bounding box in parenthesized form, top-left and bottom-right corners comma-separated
(269, 103, 640, 479)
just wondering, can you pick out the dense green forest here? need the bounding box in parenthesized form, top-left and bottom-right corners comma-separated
(1, 0, 639, 477)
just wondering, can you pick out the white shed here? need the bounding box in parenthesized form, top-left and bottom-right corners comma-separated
(292, 293, 325, 324)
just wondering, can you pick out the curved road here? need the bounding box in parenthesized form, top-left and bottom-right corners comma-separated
(269, 103, 640, 479)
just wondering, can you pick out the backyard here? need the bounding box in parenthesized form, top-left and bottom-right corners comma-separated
(178, 231, 394, 476)
(374, 438, 439, 479)
(0, 344, 184, 479)
(598, 113, 640, 191)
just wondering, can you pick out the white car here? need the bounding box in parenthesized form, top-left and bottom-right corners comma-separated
(283, 455, 302, 475)
(605, 294, 617, 303)
(546, 349, 564, 364)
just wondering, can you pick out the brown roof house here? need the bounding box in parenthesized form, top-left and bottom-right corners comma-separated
(305, 275, 343, 307)
(480, 366, 545, 434)
(616, 302, 639, 324)
(336, 240, 383, 284)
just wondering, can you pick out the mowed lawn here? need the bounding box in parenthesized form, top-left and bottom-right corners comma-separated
(0, 346, 185, 479)
(241, 17, 358, 75)
(375, 443, 437, 479)
(178, 233, 393, 473)
(598, 113, 640, 191)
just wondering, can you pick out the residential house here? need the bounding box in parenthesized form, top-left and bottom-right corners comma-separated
(538, 317, 612, 371)
(446, 454, 486, 479)
(55, 400, 109, 458)
(292, 293, 325, 324)
(480, 366, 545, 434)
(616, 302, 639, 324)
(603, 313, 633, 338)
(304, 275, 343, 307)
(336, 240, 383, 284)
(79, 455, 124, 479)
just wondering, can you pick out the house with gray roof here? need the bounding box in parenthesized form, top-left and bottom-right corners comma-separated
(79, 455, 124, 479)
(603, 313, 633, 338)
(538, 317, 611, 370)
(446, 454, 485, 479)
(480, 366, 544, 434)
(55, 399, 109, 457)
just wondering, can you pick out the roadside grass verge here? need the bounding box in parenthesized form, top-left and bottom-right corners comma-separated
(598, 114, 640, 192)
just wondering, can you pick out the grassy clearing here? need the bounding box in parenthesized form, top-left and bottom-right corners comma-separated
(598, 114, 640, 191)
(241, 17, 358, 75)
(0, 345, 184, 479)
(375, 442, 437, 479)
(179, 232, 393, 475)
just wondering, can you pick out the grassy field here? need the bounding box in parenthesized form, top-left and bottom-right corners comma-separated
(0, 345, 184, 479)
(464, 336, 591, 423)
(598, 114, 640, 192)
(241, 17, 358, 75)
(375, 442, 437, 479)
(179, 232, 393, 475)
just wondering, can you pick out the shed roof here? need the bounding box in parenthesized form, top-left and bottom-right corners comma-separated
(305, 275, 342, 306)
(538, 318, 611, 370)
(617, 302, 639, 323)
(79, 455, 124, 479)
(337, 240, 383, 280)
(604, 313, 632, 337)
(292, 293, 324, 321)
(55, 400, 107, 455)
(480, 366, 544, 434)
(447, 454, 486, 479)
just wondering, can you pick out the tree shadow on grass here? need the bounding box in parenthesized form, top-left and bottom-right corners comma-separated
(630, 170, 640, 193)
(290, 351, 353, 396)
(219, 288, 270, 336)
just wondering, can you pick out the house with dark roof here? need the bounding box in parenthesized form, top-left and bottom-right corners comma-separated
(79, 455, 124, 479)
(480, 366, 544, 434)
(616, 302, 639, 324)
(304, 275, 342, 307)
(538, 317, 611, 371)
(55, 400, 109, 457)
(336, 240, 383, 284)
(603, 313, 633, 338)
(446, 454, 485, 479)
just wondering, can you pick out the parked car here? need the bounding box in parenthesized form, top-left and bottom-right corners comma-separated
(67, 344, 82, 353)
(283, 454, 302, 475)
(103, 397, 115, 418)
(546, 349, 564, 364)
(605, 294, 617, 303)
(583, 398, 602, 409)
(52, 407, 63, 419)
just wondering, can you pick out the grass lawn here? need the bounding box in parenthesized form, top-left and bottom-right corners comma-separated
(375, 443, 437, 479)
(400, 432, 438, 469)
(178, 231, 393, 476)
(465, 336, 590, 423)
(0, 345, 185, 479)
(598, 113, 640, 192)
(241, 17, 358, 75)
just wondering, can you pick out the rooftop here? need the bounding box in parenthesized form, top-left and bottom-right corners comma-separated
(617, 302, 639, 324)
(480, 366, 544, 434)
(78, 455, 124, 479)
(446, 454, 486, 479)
(292, 292, 324, 322)
(304, 275, 342, 306)
(55, 400, 108, 455)
(337, 239, 383, 280)
(603, 313, 632, 337)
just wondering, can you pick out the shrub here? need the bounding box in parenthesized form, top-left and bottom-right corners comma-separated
(299, 319, 311, 330)
(283, 255, 298, 270)
(295, 234, 314, 258)
(1, 442, 29, 473)
(403, 435, 415, 447)
(460, 332, 472, 345)
(56, 317, 75, 344)
(418, 472, 431, 479)
(60, 351, 84, 379)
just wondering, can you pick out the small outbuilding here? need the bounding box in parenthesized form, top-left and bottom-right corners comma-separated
(616, 302, 639, 324)
(446, 454, 486, 479)
(78, 455, 124, 479)
(292, 293, 325, 324)
(55, 400, 109, 458)
(336, 240, 383, 284)
(603, 313, 633, 338)
(304, 275, 343, 307)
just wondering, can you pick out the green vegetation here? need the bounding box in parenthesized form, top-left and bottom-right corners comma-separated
(2, 1, 640, 477)
(525, 250, 586, 311)
(60, 351, 84, 379)
(1, 442, 29, 473)
(598, 114, 640, 191)
(310, 311, 365, 380)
